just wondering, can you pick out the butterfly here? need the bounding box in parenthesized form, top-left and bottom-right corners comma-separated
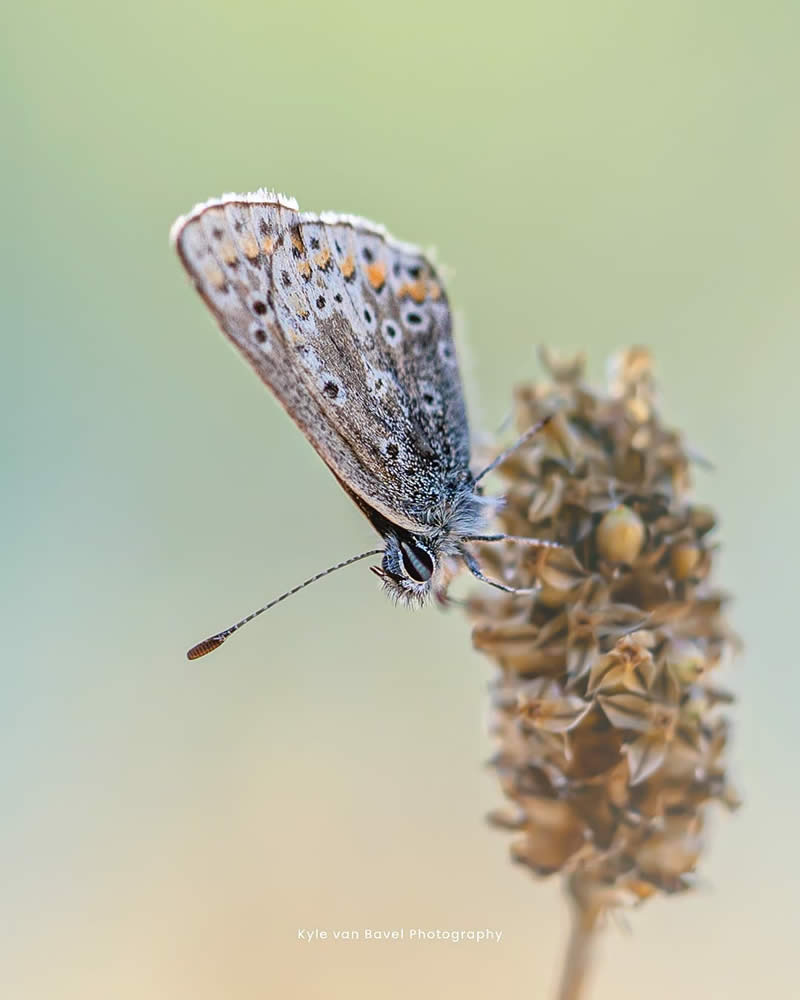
(171, 191, 555, 657)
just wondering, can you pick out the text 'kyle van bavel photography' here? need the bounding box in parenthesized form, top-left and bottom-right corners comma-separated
(297, 928, 504, 943)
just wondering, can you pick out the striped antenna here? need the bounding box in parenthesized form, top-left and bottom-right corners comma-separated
(186, 547, 383, 659)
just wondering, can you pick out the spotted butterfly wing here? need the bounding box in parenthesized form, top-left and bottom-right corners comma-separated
(171, 191, 472, 535)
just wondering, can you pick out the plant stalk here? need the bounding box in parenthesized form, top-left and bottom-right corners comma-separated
(556, 899, 599, 1000)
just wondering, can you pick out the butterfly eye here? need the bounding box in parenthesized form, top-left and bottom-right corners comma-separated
(399, 540, 435, 583)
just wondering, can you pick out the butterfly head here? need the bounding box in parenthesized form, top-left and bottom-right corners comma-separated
(371, 534, 439, 605)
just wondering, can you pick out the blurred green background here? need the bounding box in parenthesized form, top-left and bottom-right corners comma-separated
(5, 1, 798, 997)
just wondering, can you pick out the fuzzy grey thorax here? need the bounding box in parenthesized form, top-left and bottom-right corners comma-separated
(373, 481, 499, 605)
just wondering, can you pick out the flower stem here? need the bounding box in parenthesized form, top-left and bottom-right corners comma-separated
(556, 898, 599, 1000)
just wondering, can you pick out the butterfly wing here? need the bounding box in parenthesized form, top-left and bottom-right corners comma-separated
(172, 192, 472, 534)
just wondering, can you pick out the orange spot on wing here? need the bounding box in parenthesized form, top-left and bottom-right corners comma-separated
(341, 254, 355, 279)
(203, 262, 226, 289)
(297, 260, 312, 280)
(398, 279, 426, 303)
(220, 242, 237, 265)
(241, 234, 259, 259)
(260, 236, 275, 254)
(366, 260, 387, 291)
(290, 231, 305, 253)
(314, 248, 331, 270)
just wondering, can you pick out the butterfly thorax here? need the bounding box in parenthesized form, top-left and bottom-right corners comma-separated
(372, 480, 496, 604)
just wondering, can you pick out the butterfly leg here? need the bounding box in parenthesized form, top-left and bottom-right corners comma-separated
(464, 533, 563, 550)
(459, 547, 539, 596)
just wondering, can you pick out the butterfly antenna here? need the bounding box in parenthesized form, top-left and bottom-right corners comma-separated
(186, 547, 384, 660)
(475, 414, 554, 484)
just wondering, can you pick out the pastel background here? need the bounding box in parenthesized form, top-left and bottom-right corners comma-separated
(5, 1, 798, 997)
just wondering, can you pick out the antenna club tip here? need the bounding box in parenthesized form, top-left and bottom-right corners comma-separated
(186, 634, 226, 660)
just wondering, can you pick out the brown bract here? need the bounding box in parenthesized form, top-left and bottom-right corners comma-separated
(468, 348, 739, 920)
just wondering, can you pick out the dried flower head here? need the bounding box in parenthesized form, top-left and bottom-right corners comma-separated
(466, 348, 739, 998)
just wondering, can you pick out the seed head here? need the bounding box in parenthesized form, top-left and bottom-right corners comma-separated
(467, 348, 739, 995)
